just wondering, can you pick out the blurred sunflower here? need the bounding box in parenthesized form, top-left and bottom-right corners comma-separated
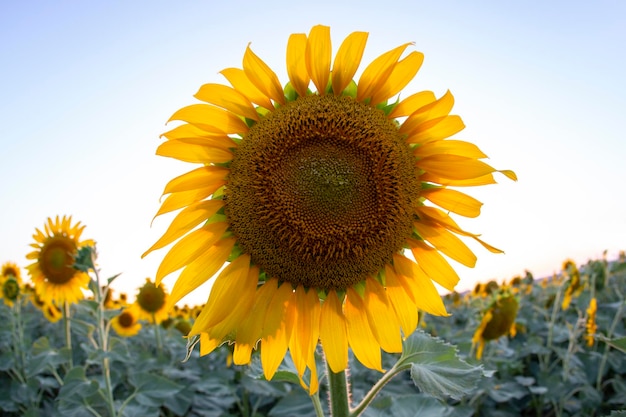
(111, 305, 142, 337)
(1, 261, 22, 284)
(135, 278, 169, 324)
(561, 259, 583, 310)
(1, 276, 20, 307)
(145, 25, 515, 392)
(26, 216, 92, 305)
(472, 293, 518, 359)
(585, 297, 597, 347)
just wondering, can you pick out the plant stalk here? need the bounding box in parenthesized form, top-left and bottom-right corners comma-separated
(327, 364, 350, 417)
(63, 300, 73, 368)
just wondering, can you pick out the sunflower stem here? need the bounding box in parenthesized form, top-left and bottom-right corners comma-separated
(326, 363, 350, 417)
(311, 390, 325, 417)
(90, 251, 116, 417)
(153, 313, 163, 356)
(11, 299, 27, 384)
(63, 300, 74, 368)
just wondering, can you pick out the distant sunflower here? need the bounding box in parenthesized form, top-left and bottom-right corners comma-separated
(472, 293, 518, 359)
(585, 297, 597, 347)
(111, 305, 142, 337)
(135, 278, 169, 324)
(26, 216, 92, 305)
(145, 25, 516, 392)
(1, 261, 22, 284)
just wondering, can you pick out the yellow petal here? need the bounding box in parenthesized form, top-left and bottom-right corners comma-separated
(289, 286, 321, 378)
(364, 278, 402, 353)
(168, 104, 249, 135)
(220, 67, 274, 110)
(370, 51, 424, 105)
(234, 277, 279, 364)
(357, 42, 413, 103)
(153, 187, 219, 218)
(155, 222, 229, 283)
(400, 90, 455, 135)
(414, 140, 488, 159)
(198, 254, 252, 330)
(331, 31, 368, 95)
(286, 33, 310, 97)
(144, 200, 224, 257)
(199, 333, 220, 356)
(417, 154, 498, 180)
(406, 115, 465, 144)
(388, 91, 436, 118)
(345, 288, 383, 371)
(319, 290, 348, 373)
(408, 239, 460, 291)
(243, 45, 286, 105)
(156, 138, 233, 164)
(420, 187, 483, 218)
(384, 265, 418, 337)
(392, 254, 449, 316)
(262, 288, 295, 380)
(162, 166, 229, 195)
(419, 172, 497, 187)
(168, 237, 235, 304)
(194, 83, 260, 121)
(305, 25, 331, 94)
(161, 125, 237, 148)
(414, 221, 477, 267)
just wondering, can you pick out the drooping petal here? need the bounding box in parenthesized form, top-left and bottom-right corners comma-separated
(189, 255, 251, 335)
(243, 45, 286, 105)
(168, 104, 249, 135)
(384, 265, 418, 337)
(364, 278, 402, 353)
(392, 254, 449, 316)
(331, 31, 368, 95)
(420, 187, 483, 218)
(167, 237, 235, 304)
(156, 138, 233, 164)
(153, 188, 219, 218)
(419, 172, 497, 187)
(305, 25, 331, 94)
(143, 200, 224, 257)
(345, 288, 383, 371)
(357, 42, 413, 103)
(261, 286, 295, 380)
(414, 221, 477, 267)
(286, 33, 310, 97)
(194, 83, 260, 121)
(155, 222, 229, 284)
(408, 239, 460, 291)
(319, 290, 348, 373)
(289, 286, 321, 378)
(220, 67, 274, 110)
(370, 51, 424, 105)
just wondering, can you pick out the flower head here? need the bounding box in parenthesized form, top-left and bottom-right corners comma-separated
(472, 293, 519, 359)
(146, 25, 515, 392)
(111, 305, 142, 337)
(585, 297, 597, 347)
(135, 278, 169, 324)
(26, 216, 93, 305)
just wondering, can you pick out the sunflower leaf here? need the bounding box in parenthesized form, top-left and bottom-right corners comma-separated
(397, 330, 484, 401)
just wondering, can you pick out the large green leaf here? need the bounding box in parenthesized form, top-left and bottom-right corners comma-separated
(397, 331, 484, 401)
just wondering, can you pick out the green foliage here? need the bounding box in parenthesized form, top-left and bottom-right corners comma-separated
(0, 255, 624, 416)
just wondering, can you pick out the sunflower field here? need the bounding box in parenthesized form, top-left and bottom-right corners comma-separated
(1, 252, 625, 417)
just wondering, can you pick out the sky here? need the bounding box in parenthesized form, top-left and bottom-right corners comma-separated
(1, 1, 625, 307)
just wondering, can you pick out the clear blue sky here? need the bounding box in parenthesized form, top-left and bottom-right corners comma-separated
(1, 1, 625, 306)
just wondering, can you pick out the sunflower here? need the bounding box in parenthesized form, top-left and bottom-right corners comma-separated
(111, 305, 143, 337)
(145, 25, 515, 392)
(1, 261, 22, 284)
(472, 293, 519, 359)
(135, 278, 169, 324)
(585, 297, 597, 347)
(26, 216, 93, 305)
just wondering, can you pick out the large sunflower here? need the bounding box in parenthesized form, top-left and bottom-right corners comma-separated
(145, 25, 515, 392)
(27, 216, 92, 305)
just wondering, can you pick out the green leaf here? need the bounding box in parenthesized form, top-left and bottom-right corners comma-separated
(397, 330, 484, 401)
(603, 336, 626, 354)
(364, 394, 470, 417)
(128, 371, 183, 399)
(58, 367, 99, 403)
(268, 389, 316, 417)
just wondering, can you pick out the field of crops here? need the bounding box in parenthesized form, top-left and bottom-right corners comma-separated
(1, 253, 625, 417)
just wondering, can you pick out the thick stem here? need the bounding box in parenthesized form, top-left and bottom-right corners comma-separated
(327, 363, 350, 417)
(63, 301, 74, 368)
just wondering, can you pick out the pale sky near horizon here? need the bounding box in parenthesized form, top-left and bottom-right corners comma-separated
(1, 1, 625, 306)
